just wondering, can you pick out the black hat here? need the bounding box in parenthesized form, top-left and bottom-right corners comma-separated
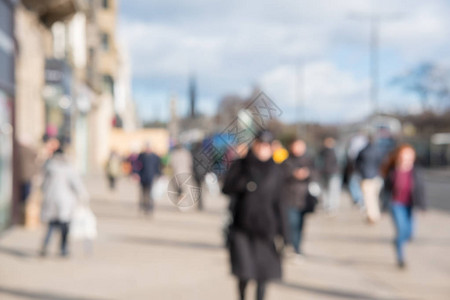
(255, 130, 274, 143)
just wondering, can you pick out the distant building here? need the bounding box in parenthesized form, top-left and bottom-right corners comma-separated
(9, 0, 127, 229)
(115, 43, 139, 131)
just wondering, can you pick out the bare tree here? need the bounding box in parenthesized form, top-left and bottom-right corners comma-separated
(391, 62, 450, 111)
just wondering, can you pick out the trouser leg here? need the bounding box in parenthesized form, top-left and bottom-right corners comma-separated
(288, 208, 302, 254)
(141, 185, 153, 213)
(109, 176, 116, 190)
(298, 211, 305, 253)
(60, 222, 70, 255)
(42, 221, 57, 254)
(256, 280, 266, 300)
(391, 203, 408, 263)
(195, 177, 203, 210)
(406, 206, 414, 241)
(238, 279, 248, 300)
(362, 179, 381, 223)
(349, 173, 363, 205)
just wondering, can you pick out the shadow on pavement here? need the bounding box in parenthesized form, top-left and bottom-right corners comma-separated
(276, 281, 411, 300)
(0, 286, 111, 300)
(311, 234, 392, 245)
(311, 234, 450, 247)
(415, 237, 450, 246)
(115, 235, 224, 251)
(305, 253, 394, 269)
(0, 245, 35, 259)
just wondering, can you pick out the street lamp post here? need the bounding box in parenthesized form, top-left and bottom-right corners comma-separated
(349, 12, 402, 115)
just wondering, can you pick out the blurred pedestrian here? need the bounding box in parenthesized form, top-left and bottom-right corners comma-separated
(345, 134, 368, 207)
(40, 146, 88, 257)
(169, 143, 196, 206)
(169, 143, 193, 175)
(192, 141, 206, 210)
(381, 145, 426, 269)
(105, 151, 122, 190)
(281, 137, 315, 258)
(127, 151, 139, 176)
(356, 135, 383, 224)
(137, 142, 161, 215)
(319, 137, 341, 213)
(222, 130, 288, 300)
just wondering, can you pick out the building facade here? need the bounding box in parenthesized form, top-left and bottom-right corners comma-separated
(0, 0, 16, 231)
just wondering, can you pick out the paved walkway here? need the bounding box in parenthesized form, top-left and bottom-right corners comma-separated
(0, 175, 449, 300)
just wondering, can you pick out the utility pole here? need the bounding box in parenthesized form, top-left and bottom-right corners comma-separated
(349, 12, 402, 115)
(189, 74, 196, 119)
(295, 62, 306, 136)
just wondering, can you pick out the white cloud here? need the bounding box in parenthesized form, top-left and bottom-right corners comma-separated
(118, 0, 450, 122)
(259, 61, 370, 122)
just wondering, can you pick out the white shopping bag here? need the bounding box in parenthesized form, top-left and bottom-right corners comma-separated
(151, 175, 169, 202)
(205, 172, 220, 196)
(71, 205, 98, 240)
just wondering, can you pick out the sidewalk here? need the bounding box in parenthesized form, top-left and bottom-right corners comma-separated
(0, 174, 449, 300)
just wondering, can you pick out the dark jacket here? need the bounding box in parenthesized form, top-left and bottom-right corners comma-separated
(355, 143, 383, 179)
(222, 151, 288, 281)
(137, 152, 161, 186)
(319, 147, 339, 179)
(281, 154, 315, 210)
(383, 167, 426, 210)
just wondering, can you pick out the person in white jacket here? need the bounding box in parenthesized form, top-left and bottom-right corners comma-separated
(40, 147, 88, 257)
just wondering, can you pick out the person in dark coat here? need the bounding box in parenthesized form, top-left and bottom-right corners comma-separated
(137, 142, 161, 214)
(281, 137, 315, 257)
(318, 137, 341, 213)
(355, 136, 384, 223)
(222, 130, 288, 300)
(381, 144, 426, 269)
(191, 142, 205, 210)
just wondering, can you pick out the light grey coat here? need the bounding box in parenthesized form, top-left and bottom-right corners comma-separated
(41, 154, 88, 223)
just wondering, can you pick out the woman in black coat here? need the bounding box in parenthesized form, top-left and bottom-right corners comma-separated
(222, 130, 288, 300)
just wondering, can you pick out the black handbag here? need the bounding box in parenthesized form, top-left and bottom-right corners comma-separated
(303, 182, 321, 214)
(303, 192, 318, 214)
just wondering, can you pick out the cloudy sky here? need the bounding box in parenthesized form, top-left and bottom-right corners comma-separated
(118, 0, 449, 123)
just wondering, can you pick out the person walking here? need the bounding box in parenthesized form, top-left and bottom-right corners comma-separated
(192, 141, 207, 210)
(137, 142, 161, 215)
(319, 137, 341, 213)
(222, 130, 288, 300)
(381, 144, 426, 269)
(40, 146, 88, 257)
(169, 143, 193, 175)
(355, 136, 383, 224)
(281, 137, 315, 257)
(105, 151, 122, 190)
(345, 134, 368, 207)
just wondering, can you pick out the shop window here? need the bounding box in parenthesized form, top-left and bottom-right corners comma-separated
(102, 75, 114, 95)
(101, 33, 109, 51)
